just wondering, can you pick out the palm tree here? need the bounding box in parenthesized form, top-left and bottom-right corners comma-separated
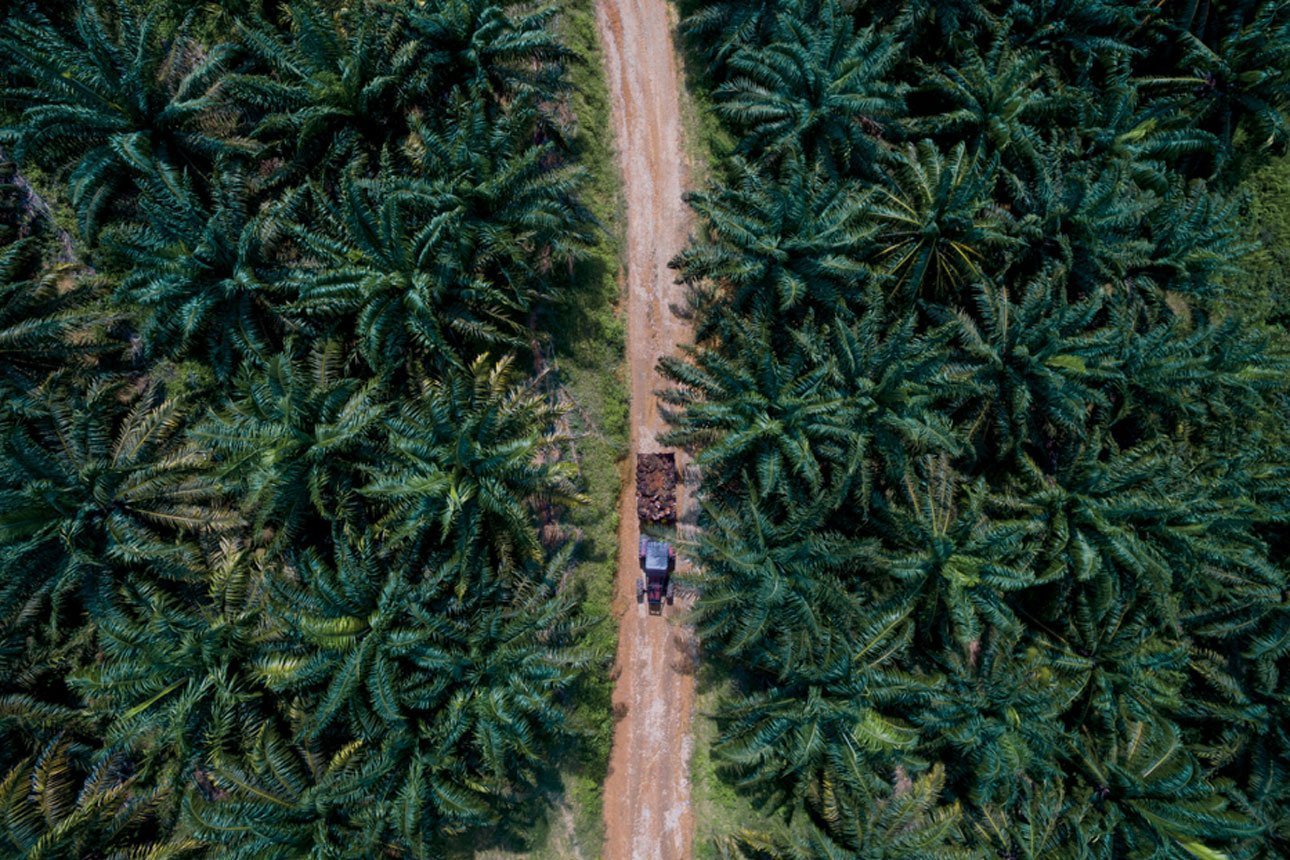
(70, 538, 273, 775)
(714, 676, 920, 819)
(868, 141, 1015, 303)
(362, 355, 583, 571)
(225, 2, 411, 185)
(887, 0, 995, 44)
(257, 537, 589, 843)
(406, 95, 591, 321)
(914, 631, 1076, 809)
(714, 3, 906, 175)
(660, 315, 870, 507)
(0, 379, 238, 631)
(680, 0, 780, 73)
(1139, 180, 1246, 298)
(1007, 156, 1153, 296)
(106, 161, 279, 377)
(184, 723, 387, 859)
(730, 765, 972, 860)
(1007, 0, 1148, 70)
(0, 3, 249, 238)
(912, 35, 1058, 176)
(193, 340, 386, 549)
(969, 779, 1093, 860)
(1143, 3, 1290, 155)
(1077, 70, 1220, 191)
(672, 156, 873, 322)
(1076, 716, 1258, 857)
(684, 497, 872, 678)
(402, 0, 574, 106)
(1014, 432, 1277, 639)
(283, 146, 585, 375)
(824, 307, 963, 488)
(860, 455, 1040, 656)
(0, 737, 199, 859)
(0, 238, 114, 397)
(939, 271, 1122, 461)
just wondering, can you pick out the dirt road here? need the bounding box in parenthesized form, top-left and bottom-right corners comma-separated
(595, 0, 697, 858)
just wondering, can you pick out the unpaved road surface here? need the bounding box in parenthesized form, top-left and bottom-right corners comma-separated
(596, 0, 697, 858)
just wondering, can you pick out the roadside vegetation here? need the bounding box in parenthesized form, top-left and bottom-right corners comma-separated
(670, 1, 1290, 857)
(0, 1, 616, 856)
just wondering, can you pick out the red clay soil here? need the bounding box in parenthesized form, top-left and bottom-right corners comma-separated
(596, 0, 697, 858)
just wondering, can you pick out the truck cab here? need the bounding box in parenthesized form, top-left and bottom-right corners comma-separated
(637, 537, 675, 615)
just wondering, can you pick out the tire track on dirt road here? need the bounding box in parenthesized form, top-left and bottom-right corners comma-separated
(595, 0, 697, 858)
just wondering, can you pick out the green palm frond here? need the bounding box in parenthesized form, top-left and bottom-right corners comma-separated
(1, 3, 250, 238)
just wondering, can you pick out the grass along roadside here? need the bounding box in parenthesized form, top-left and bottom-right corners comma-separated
(492, 0, 631, 855)
(671, 0, 736, 186)
(689, 664, 763, 860)
(659, 3, 760, 857)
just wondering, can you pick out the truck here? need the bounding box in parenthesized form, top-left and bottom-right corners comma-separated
(636, 537, 676, 615)
(635, 453, 678, 615)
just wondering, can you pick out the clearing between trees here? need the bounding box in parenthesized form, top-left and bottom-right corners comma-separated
(596, 0, 698, 857)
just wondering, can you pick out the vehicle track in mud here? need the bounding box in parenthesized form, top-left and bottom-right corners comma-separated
(595, 0, 697, 857)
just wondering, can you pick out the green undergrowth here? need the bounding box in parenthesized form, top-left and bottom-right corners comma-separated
(690, 663, 760, 860)
(672, 0, 734, 184)
(1237, 152, 1290, 340)
(519, 0, 629, 855)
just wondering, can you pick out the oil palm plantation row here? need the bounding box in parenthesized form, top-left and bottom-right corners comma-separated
(671, 0, 1289, 857)
(0, 0, 597, 855)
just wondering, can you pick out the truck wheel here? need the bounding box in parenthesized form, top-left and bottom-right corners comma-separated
(636, 578, 645, 603)
(666, 582, 675, 605)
